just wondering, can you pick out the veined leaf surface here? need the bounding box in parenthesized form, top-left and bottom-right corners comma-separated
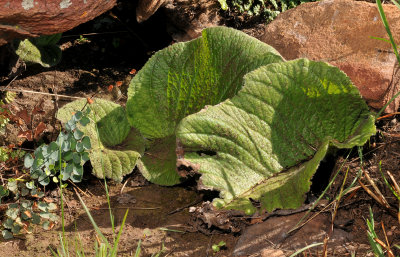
(177, 59, 376, 214)
(15, 34, 62, 68)
(126, 26, 283, 185)
(57, 99, 144, 182)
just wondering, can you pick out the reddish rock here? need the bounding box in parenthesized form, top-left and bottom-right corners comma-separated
(233, 213, 352, 256)
(0, 0, 116, 46)
(262, 0, 400, 112)
(164, 0, 222, 42)
(136, 0, 168, 23)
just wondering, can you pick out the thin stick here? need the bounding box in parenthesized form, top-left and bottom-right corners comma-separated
(376, 112, 400, 120)
(69, 179, 92, 198)
(0, 87, 85, 100)
(167, 199, 203, 215)
(61, 31, 129, 38)
(120, 177, 131, 194)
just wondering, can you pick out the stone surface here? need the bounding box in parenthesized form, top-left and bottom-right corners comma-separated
(261, 0, 400, 112)
(0, 0, 116, 46)
(136, 0, 168, 23)
(164, 0, 222, 42)
(233, 213, 352, 256)
(261, 249, 286, 257)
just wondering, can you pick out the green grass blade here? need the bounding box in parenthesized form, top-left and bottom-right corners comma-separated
(288, 242, 323, 257)
(110, 209, 129, 256)
(376, 0, 400, 63)
(366, 208, 385, 257)
(378, 161, 400, 200)
(134, 239, 142, 257)
(391, 0, 400, 10)
(75, 192, 111, 251)
(370, 36, 392, 44)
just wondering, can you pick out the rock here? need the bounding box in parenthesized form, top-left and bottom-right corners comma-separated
(233, 213, 352, 256)
(136, 0, 168, 23)
(262, 0, 400, 113)
(261, 249, 286, 257)
(0, 0, 116, 46)
(164, 0, 222, 42)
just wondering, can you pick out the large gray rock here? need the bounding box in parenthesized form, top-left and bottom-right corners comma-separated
(0, 0, 116, 46)
(262, 0, 400, 112)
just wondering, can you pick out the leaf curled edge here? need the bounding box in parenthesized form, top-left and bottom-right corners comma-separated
(177, 59, 376, 213)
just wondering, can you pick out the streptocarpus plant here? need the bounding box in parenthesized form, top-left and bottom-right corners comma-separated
(176, 59, 376, 214)
(57, 27, 376, 214)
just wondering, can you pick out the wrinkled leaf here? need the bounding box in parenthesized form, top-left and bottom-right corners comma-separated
(57, 99, 145, 182)
(127, 26, 283, 185)
(177, 59, 376, 213)
(137, 136, 182, 186)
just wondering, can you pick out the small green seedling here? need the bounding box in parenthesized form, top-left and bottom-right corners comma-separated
(24, 107, 91, 186)
(1, 179, 59, 239)
(212, 241, 226, 253)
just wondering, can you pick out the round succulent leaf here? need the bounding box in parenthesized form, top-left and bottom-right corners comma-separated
(48, 150, 59, 162)
(126, 26, 283, 139)
(80, 116, 90, 126)
(82, 136, 91, 150)
(63, 151, 73, 161)
(42, 220, 51, 230)
(21, 187, 29, 197)
(73, 111, 83, 121)
(6, 207, 19, 220)
(25, 181, 35, 190)
(24, 154, 34, 168)
(32, 213, 41, 224)
(47, 202, 57, 211)
(3, 218, 14, 229)
(177, 59, 376, 213)
(57, 99, 145, 182)
(21, 200, 32, 209)
(72, 152, 81, 164)
(0, 185, 9, 197)
(38, 173, 50, 186)
(74, 129, 84, 140)
(11, 224, 21, 234)
(7, 181, 18, 194)
(81, 152, 90, 162)
(2, 229, 13, 239)
(48, 142, 59, 152)
(61, 164, 73, 181)
(76, 142, 84, 153)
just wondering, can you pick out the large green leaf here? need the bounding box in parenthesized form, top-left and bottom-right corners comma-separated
(126, 26, 283, 185)
(57, 99, 145, 182)
(177, 59, 376, 214)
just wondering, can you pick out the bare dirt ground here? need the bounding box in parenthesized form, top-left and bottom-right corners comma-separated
(1, 1, 400, 257)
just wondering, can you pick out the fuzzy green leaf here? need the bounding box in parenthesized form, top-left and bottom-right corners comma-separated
(136, 136, 183, 186)
(177, 59, 376, 213)
(15, 34, 62, 68)
(127, 26, 282, 139)
(57, 99, 145, 182)
(127, 26, 283, 185)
